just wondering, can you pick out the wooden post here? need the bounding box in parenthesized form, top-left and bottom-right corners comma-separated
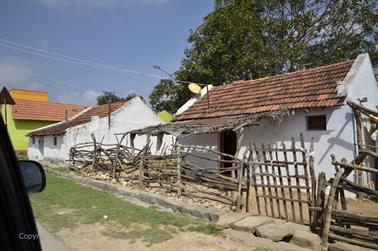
(139, 134, 150, 187)
(146, 134, 151, 153)
(314, 172, 326, 229)
(291, 137, 304, 223)
(300, 133, 313, 224)
(232, 127, 245, 207)
(282, 141, 296, 221)
(176, 145, 181, 197)
(139, 146, 145, 187)
(275, 147, 288, 220)
(130, 133, 136, 158)
(246, 145, 252, 213)
(262, 143, 274, 217)
(268, 144, 281, 218)
(354, 110, 363, 186)
(236, 161, 243, 212)
(91, 134, 97, 171)
(145, 134, 151, 184)
(321, 168, 345, 251)
(251, 144, 261, 215)
(255, 142, 268, 215)
(309, 137, 316, 210)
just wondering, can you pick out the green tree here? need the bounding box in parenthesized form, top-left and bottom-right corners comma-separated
(125, 91, 145, 101)
(149, 79, 191, 114)
(150, 0, 377, 113)
(97, 91, 123, 105)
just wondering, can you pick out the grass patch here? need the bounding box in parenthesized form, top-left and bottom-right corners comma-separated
(106, 226, 175, 246)
(52, 166, 69, 173)
(30, 173, 220, 244)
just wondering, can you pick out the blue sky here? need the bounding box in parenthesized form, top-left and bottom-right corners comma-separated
(0, 0, 213, 105)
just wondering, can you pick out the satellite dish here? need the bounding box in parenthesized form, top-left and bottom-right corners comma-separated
(188, 83, 202, 94)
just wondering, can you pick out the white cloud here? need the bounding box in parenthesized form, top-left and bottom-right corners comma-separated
(0, 58, 45, 90)
(0, 61, 32, 83)
(35, 0, 167, 9)
(57, 89, 101, 106)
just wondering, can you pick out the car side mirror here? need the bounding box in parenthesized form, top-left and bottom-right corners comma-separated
(18, 160, 46, 193)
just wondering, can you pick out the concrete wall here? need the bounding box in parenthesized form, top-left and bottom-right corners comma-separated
(28, 97, 167, 163)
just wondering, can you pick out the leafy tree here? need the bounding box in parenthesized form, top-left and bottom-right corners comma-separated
(150, 0, 377, 113)
(149, 79, 190, 113)
(97, 91, 122, 105)
(125, 91, 145, 101)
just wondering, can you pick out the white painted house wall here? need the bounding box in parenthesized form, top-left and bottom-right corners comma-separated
(28, 97, 172, 163)
(178, 54, 378, 181)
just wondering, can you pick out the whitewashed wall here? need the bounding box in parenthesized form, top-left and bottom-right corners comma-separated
(28, 135, 65, 161)
(28, 97, 170, 163)
(241, 107, 355, 179)
(179, 133, 219, 169)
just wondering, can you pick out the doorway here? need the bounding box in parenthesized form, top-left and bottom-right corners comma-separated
(220, 130, 237, 175)
(38, 136, 44, 159)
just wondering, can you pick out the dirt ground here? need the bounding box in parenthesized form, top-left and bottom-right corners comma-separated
(346, 198, 378, 217)
(56, 223, 257, 251)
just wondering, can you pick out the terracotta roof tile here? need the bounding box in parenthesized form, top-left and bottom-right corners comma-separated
(28, 100, 127, 136)
(12, 99, 84, 121)
(175, 60, 354, 121)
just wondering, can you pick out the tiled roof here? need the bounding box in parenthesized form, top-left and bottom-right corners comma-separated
(28, 100, 127, 136)
(175, 60, 354, 121)
(12, 99, 84, 121)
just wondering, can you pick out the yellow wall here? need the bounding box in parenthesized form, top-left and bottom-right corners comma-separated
(9, 89, 48, 102)
(1, 105, 53, 151)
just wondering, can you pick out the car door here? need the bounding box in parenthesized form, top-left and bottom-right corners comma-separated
(0, 116, 42, 251)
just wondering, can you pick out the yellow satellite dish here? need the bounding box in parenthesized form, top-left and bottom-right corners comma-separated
(368, 114, 378, 123)
(188, 83, 202, 94)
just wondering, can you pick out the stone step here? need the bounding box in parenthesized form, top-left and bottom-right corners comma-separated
(224, 229, 312, 251)
(214, 212, 250, 229)
(230, 216, 274, 233)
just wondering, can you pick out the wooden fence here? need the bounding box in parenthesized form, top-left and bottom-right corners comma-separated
(69, 133, 316, 222)
(249, 134, 315, 224)
(69, 134, 248, 210)
(310, 155, 378, 250)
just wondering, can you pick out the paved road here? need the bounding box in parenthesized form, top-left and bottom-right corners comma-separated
(36, 223, 75, 251)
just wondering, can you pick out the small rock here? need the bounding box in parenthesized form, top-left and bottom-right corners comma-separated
(255, 223, 294, 242)
(288, 226, 321, 250)
(57, 211, 65, 216)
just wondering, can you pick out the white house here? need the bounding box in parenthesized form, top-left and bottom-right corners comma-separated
(27, 97, 169, 163)
(135, 54, 377, 186)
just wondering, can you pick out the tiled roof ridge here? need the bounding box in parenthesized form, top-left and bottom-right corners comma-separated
(27, 99, 128, 136)
(13, 98, 84, 107)
(175, 58, 356, 121)
(226, 59, 355, 87)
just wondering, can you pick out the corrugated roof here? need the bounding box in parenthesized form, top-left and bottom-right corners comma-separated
(28, 100, 127, 136)
(12, 99, 84, 121)
(175, 60, 355, 121)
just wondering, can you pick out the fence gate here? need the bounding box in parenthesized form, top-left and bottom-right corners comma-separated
(249, 133, 316, 224)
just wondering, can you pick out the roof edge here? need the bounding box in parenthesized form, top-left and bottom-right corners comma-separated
(342, 53, 368, 86)
(27, 106, 93, 136)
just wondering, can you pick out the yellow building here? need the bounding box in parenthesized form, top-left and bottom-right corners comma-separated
(0, 88, 84, 154)
(9, 89, 48, 102)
